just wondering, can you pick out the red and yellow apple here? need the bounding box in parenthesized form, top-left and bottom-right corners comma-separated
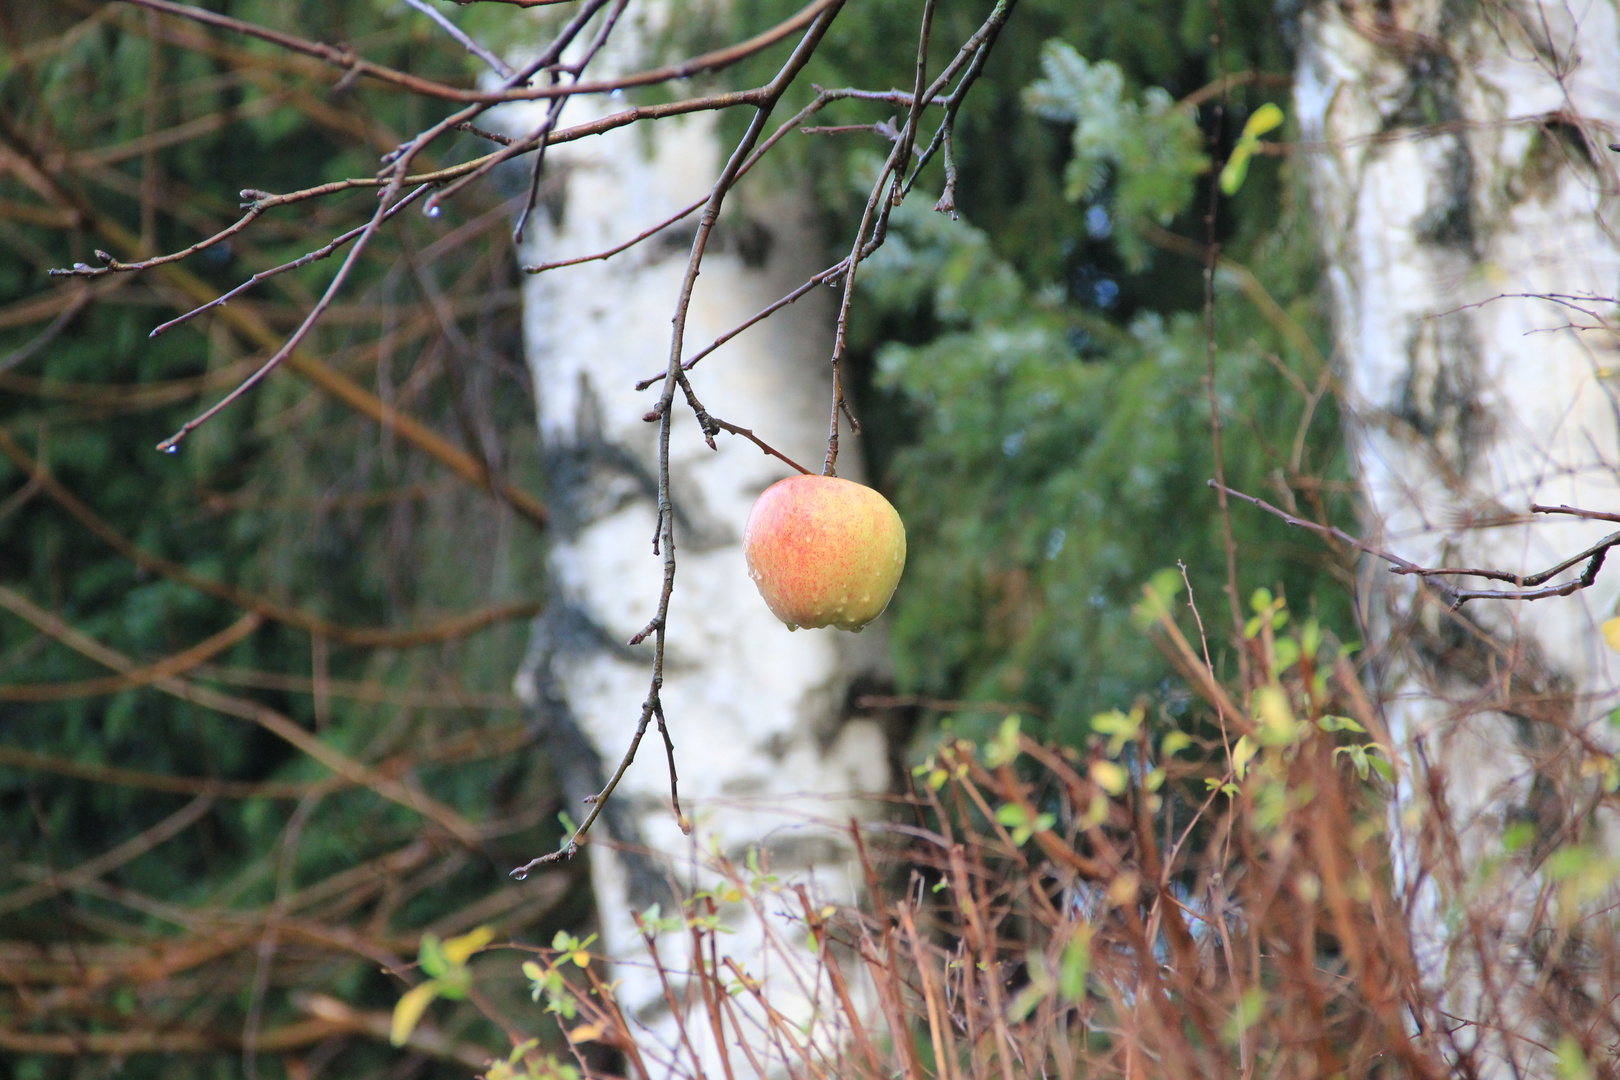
(743, 474, 906, 632)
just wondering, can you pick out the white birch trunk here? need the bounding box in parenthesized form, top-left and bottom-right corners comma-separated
(1297, 0, 1620, 1069)
(500, 20, 890, 1065)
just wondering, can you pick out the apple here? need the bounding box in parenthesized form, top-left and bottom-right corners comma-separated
(743, 474, 907, 632)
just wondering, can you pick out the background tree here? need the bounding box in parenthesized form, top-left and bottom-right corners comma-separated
(1297, 1, 1620, 1072)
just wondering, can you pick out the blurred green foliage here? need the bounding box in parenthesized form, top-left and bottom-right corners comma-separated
(720, 0, 1348, 744)
(1, 3, 561, 1075)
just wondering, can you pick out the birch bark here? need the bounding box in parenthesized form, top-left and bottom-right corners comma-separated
(500, 21, 892, 1058)
(1297, 0, 1620, 1068)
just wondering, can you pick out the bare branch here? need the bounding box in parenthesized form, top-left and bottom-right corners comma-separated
(1216, 480, 1620, 609)
(0, 425, 544, 645)
(403, 0, 515, 79)
(125, 0, 842, 104)
(1531, 502, 1620, 523)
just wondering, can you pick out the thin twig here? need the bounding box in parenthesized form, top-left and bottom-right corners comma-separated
(1531, 502, 1620, 523)
(402, 0, 514, 78)
(1211, 482, 1620, 608)
(147, 183, 432, 339)
(121, 0, 841, 103)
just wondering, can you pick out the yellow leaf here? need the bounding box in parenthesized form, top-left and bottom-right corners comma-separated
(1603, 617, 1620, 652)
(1232, 734, 1257, 780)
(1105, 872, 1139, 906)
(390, 981, 441, 1046)
(1090, 760, 1128, 796)
(1254, 686, 1298, 743)
(568, 1024, 604, 1043)
(1241, 102, 1284, 140)
(442, 925, 495, 966)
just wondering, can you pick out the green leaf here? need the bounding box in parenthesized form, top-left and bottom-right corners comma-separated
(1219, 144, 1254, 195)
(1092, 706, 1144, 756)
(1300, 618, 1322, 660)
(985, 714, 1023, 767)
(418, 935, 449, 980)
(1223, 987, 1267, 1046)
(1501, 821, 1536, 854)
(1161, 731, 1191, 757)
(1058, 928, 1092, 1002)
(995, 802, 1048, 845)
(1555, 1035, 1597, 1080)
(1334, 744, 1370, 780)
(995, 802, 1026, 830)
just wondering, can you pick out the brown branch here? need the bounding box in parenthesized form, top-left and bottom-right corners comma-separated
(821, 0, 942, 473)
(900, 0, 1018, 204)
(0, 424, 543, 646)
(0, 723, 536, 803)
(1391, 531, 1620, 588)
(1532, 502, 1620, 523)
(523, 87, 852, 277)
(144, 184, 433, 338)
(0, 285, 96, 373)
(1175, 70, 1293, 111)
(662, 378, 814, 475)
(403, 0, 514, 79)
(0, 997, 489, 1065)
(125, 0, 841, 103)
(634, 260, 846, 389)
(1144, 222, 1328, 370)
(0, 793, 216, 917)
(1211, 480, 1440, 579)
(800, 122, 899, 137)
(1214, 481, 1620, 607)
(191, 664, 523, 710)
(0, 611, 261, 700)
(704, 417, 813, 475)
(0, 744, 328, 799)
(0, 585, 484, 845)
(0, 115, 553, 526)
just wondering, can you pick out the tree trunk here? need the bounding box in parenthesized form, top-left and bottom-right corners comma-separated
(502, 51, 893, 1052)
(1298, 0, 1620, 1070)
